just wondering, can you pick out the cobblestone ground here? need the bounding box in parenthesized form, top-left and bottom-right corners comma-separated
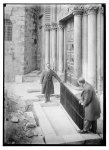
(4, 91, 45, 144)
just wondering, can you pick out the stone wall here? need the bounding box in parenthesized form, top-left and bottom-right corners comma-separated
(4, 6, 25, 82)
(24, 6, 40, 74)
(4, 5, 41, 81)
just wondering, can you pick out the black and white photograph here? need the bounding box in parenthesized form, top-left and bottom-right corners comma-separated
(3, 2, 106, 146)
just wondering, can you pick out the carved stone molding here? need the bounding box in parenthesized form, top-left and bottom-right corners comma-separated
(73, 9, 83, 16)
(87, 6, 98, 15)
(44, 24, 50, 31)
(50, 23, 57, 30)
(57, 23, 64, 30)
(83, 9, 88, 16)
(98, 6, 104, 14)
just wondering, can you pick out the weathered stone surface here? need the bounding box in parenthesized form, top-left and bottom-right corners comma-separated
(26, 122, 36, 128)
(15, 75, 22, 83)
(24, 112, 37, 128)
(5, 5, 40, 82)
(33, 127, 43, 136)
(81, 133, 102, 145)
(31, 135, 45, 144)
(45, 135, 65, 144)
(62, 134, 84, 144)
(11, 116, 19, 123)
(26, 130, 34, 138)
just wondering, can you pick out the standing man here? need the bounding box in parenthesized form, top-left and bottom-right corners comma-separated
(78, 77, 101, 134)
(40, 63, 62, 103)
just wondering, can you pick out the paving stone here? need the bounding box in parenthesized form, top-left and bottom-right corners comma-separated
(45, 135, 65, 144)
(15, 75, 22, 83)
(26, 122, 36, 128)
(26, 130, 34, 138)
(99, 134, 103, 139)
(62, 134, 84, 145)
(24, 112, 37, 128)
(81, 133, 102, 145)
(41, 102, 59, 107)
(32, 128, 38, 136)
(34, 127, 43, 136)
(32, 135, 45, 144)
(11, 116, 19, 123)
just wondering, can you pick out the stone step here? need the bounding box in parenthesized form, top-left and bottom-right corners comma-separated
(22, 76, 40, 82)
(22, 70, 41, 82)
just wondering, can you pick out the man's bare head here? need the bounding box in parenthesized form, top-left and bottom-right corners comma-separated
(78, 77, 85, 87)
(46, 63, 50, 69)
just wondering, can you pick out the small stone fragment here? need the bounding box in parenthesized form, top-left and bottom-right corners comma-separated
(11, 116, 19, 123)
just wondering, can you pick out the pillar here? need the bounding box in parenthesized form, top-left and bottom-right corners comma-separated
(58, 23, 64, 73)
(50, 28, 52, 67)
(100, 7, 104, 92)
(74, 10, 83, 78)
(44, 24, 50, 66)
(87, 8, 97, 87)
(97, 7, 101, 93)
(82, 10, 88, 80)
(57, 26, 59, 72)
(51, 23, 57, 71)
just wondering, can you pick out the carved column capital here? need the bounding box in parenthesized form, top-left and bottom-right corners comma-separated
(87, 6, 98, 15)
(50, 23, 57, 30)
(73, 6, 84, 16)
(98, 6, 104, 14)
(73, 10, 83, 16)
(58, 23, 64, 30)
(44, 24, 50, 31)
(83, 9, 88, 16)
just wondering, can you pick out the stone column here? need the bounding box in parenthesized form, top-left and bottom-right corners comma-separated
(100, 7, 104, 92)
(50, 27, 52, 67)
(44, 24, 50, 66)
(58, 23, 64, 74)
(82, 10, 88, 80)
(57, 27, 59, 72)
(87, 7, 97, 87)
(97, 7, 102, 92)
(51, 23, 57, 71)
(73, 10, 83, 78)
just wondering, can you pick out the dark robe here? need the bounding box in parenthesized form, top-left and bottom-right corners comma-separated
(81, 82, 101, 121)
(40, 69, 61, 95)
